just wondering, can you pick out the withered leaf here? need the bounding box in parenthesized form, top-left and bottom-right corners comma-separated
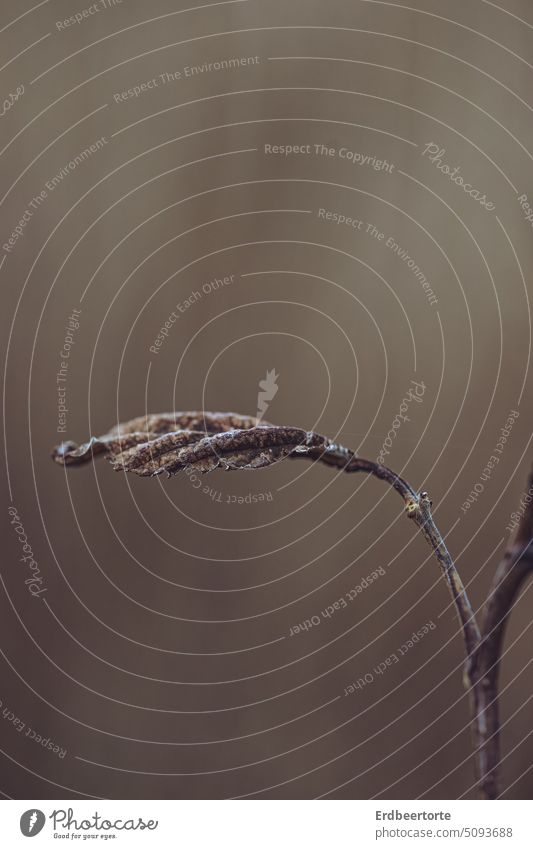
(51, 411, 272, 468)
(50, 410, 415, 501)
(52, 412, 328, 478)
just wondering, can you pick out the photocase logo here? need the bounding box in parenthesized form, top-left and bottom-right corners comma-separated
(20, 809, 46, 837)
(257, 369, 279, 422)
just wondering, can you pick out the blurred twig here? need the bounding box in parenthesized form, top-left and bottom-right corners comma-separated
(468, 467, 533, 799)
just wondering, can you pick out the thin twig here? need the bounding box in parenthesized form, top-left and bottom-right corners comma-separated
(303, 441, 481, 657)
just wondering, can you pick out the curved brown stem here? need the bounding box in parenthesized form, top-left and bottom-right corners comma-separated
(301, 442, 480, 657)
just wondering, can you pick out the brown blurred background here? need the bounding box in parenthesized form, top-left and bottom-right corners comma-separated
(1, 0, 532, 799)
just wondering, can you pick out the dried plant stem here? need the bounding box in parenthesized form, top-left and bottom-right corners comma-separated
(468, 469, 533, 799)
(52, 414, 533, 798)
(304, 442, 533, 799)
(303, 440, 481, 653)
